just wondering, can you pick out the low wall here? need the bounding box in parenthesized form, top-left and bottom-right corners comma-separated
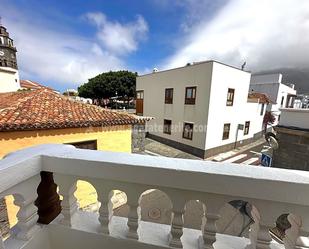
(273, 126, 309, 170)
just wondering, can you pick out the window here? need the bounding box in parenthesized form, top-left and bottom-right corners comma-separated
(163, 119, 172, 134)
(281, 96, 285, 107)
(226, 88, 235, 106)
(136, 91, 144, 99)
(165, 88, 173, 104)
(183, 122, 194, 140)
(185, 86, 196, 104)
(244, 121, 250, 135)
(222, 123, 230, 140)
(260, 103, 265, 116)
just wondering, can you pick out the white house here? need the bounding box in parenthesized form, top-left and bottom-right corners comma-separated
(136, 60, 270, 159)
(250, 73, 297, 125)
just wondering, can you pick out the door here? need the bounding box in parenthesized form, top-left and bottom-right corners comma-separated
(136, 90, 144, 116)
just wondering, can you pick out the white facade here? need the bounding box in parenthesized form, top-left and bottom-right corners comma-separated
(0, 66, 20, 93)
(250, 73, 297, 125)
(279, 108, 309, 130)
(137, 61, 266, 157)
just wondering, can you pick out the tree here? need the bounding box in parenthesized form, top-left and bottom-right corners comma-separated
(78, 71, 137, 101)
(263, 111, 276, 133)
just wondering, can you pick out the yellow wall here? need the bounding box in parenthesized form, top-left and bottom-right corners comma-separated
(0, 125, 132, 158)
(1, 125, 133, 229)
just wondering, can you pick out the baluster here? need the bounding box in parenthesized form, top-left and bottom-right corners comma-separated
(14, 195, 39, 240)
(97, 190, 112, 234)
(256, 223, 272, 249)
(296, 235, 309, 248)
(286, 214, 309, 249)
(169, 209, 184, 248)
(283, 214, 301, 249)
(35, 172, 61, 224)
(54, 175, 77, 227)
(202, 212, 220, 249)
(250, 204, 278, 249)
(126, 194, 140, 240)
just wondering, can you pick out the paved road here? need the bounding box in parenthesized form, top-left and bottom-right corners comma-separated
(144, 137, 267, 166)
(213, 143, 266, 166)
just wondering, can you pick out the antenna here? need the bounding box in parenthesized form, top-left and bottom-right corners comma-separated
(241, 61, 246, 71)
(0, 16, 2, 26)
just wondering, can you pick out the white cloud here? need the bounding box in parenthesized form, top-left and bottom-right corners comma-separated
(86, 12, 148, 55)
(1, 7, 148, 89)
(164, 0, 309, 71)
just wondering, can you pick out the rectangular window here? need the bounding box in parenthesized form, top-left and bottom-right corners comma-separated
(163, 119, 172, 134)
(165, 88, 173, 104)
(222, 123, 230, 140)
(183, 122, 194, 140)
(260, 103, 265, 116)
(136, 91, 144, 99)
(281, 96, 285, 107)
(226, 88, 235, 106)
(244, 121, 250, 135)
(185, 86, 197, 105)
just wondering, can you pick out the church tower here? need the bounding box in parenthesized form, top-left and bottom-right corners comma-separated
(0, 18, 20, 93)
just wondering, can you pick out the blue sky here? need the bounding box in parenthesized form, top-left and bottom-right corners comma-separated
(1, 0, 309, 92)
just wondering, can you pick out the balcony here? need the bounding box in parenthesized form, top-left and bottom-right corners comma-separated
(0, 144, 309, 249)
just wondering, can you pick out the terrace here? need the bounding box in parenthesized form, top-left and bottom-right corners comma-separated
(0, 144, 309, 249)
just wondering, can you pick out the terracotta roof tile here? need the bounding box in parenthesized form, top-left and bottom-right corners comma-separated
(0, 89, 146, 132)
(248, 92, 274, 104)
(20, 80, 56, 92)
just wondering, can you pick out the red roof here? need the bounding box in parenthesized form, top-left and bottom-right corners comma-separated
(248, 92, 274, 104)
(0, 89, 145, 131)
(20, 80, 56, 92)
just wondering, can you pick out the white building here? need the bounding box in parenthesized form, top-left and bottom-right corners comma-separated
(0, 23, 20, 93)
(250, 73, 297, 124)
(136, 61, 270, 158)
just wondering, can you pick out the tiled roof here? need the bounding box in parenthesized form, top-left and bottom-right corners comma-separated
(20, 80, 56, 92)
(0, 89, 145, 131)
(248, 92, 274, 104)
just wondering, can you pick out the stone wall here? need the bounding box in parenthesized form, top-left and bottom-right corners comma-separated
(273, 126, 309, 170)
(132, 124, 146, 153)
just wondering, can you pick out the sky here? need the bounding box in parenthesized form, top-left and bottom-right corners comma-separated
(1, 0, 309, 92)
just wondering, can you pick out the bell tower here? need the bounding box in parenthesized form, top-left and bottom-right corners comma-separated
(0, 17, 20, 92)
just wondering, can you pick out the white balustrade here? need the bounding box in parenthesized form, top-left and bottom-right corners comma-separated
(54, 175, 78, 227)
(0, 144, 308, 249)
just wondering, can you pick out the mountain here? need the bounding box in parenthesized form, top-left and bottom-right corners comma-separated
(255, 68, 309, 94)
